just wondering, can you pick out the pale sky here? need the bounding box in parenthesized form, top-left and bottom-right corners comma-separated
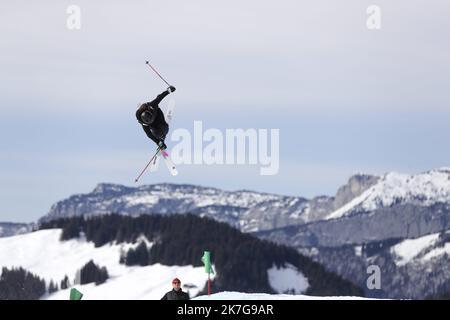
(1, 0, 449, 222)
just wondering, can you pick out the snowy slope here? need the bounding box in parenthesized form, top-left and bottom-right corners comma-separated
(0, 229, 211, 299)
(390, 230, 450, 266)
(422, 242, 450, 262)
(267, 263, 309, 294)
(390, 233, 441, 266)
(0, 229, 313, 300)
(326, 167, 450, 220)
(193, 292, 375, 300)
(45, 263, 209, 300)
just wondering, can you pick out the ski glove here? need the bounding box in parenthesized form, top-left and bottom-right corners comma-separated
(158, 140, 167, 150)
(168, 86, 176, 93)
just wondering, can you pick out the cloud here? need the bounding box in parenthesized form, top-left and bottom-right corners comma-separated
(1, 0, 450, 221)
(1, 0, 449, 113)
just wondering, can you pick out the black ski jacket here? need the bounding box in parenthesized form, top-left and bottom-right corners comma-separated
(161, 289, 190, 300)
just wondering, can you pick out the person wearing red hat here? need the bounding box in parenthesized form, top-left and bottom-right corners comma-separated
(161, 278, 190, 300)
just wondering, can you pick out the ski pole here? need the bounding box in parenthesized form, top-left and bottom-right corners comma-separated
(135, 146, 162, 183)
(145, 61, 171, 87)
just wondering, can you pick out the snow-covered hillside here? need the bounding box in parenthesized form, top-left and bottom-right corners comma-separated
(0, 229, 210, 299)
(0, 229, 312, 300)
(194, 292, 375, 300)
(390, 230, 450, 267)
(326, 167, 450, 220)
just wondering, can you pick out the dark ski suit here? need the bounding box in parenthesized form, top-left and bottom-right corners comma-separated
(161, 289, 190, 300)
(136, 90, 170, 146)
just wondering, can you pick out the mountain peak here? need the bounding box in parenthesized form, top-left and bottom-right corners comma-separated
(92, 183, 128, 194)
(348, 172, 380, 181)
(327, 167, 450, 220)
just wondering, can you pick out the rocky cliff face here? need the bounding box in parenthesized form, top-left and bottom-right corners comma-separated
(333, 174, 380, 209)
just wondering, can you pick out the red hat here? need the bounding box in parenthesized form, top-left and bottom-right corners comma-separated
(172, 278, 181, 284)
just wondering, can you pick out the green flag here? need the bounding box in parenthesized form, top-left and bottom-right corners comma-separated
(201, 251, 214, 274)
(70, 288, 83, 300)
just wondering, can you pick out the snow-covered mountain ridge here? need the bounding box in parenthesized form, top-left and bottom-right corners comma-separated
(37, 167, 450, 237)
(326, 167, 450, 220)
(39, 173, 378, 233)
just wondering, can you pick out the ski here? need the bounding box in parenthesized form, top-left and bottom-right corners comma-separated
(161, 149, 178, 176)
(165, 99, 175, 123)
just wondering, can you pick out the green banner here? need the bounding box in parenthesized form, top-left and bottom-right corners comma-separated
(70, 288, 83, 300)
(201, 251, 214, 274)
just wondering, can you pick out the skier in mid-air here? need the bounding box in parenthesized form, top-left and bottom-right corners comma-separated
(134, 61, 179, 182)
(136, 85, 176, 151)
